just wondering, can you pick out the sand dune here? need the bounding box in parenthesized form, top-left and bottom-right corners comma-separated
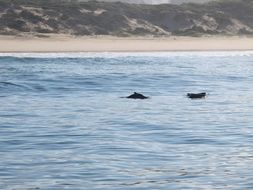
(1, 0, 253, 37)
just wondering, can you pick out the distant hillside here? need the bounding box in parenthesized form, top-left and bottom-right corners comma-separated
(170, 0, 213, 4)
(78, 0, 213, 5)
(0, 0, 253, 37)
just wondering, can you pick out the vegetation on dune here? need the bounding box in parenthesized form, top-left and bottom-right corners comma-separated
(0, 0, 253, 36)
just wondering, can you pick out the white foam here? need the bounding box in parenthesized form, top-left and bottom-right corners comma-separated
(0, 51, 253, 58)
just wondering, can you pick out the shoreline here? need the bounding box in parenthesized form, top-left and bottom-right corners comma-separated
(1, 35, 253, 52)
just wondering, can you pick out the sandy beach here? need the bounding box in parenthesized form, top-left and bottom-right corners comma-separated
(1, 35, 253, 52)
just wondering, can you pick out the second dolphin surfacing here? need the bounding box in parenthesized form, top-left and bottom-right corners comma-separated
(187, 92, 206, 99)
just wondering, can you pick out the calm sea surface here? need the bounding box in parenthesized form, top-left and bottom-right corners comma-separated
(0, 52, 253, 190)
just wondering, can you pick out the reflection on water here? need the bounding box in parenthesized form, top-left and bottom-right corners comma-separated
(0, 52, 253, 190)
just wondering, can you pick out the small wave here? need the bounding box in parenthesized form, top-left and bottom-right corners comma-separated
(0, 81, 25, 88)
(0, 51, 253, 59)
(0, 81, 31, 93)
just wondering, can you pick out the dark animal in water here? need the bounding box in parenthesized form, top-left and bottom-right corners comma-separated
(187, 92, 206, 99)
(126, 92, 149, 99)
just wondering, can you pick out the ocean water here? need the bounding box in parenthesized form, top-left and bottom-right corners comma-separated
(0, 52, 253, 190)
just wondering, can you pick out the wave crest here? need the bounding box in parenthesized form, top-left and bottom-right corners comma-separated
(0, 51, 253, 59)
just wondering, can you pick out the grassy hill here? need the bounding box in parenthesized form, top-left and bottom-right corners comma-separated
(77, 0, 213, 5)
(0, 0, 253, 37)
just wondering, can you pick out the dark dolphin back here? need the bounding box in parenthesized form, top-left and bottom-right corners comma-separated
(187, 92, 206, 99)
(126, 92, 149, 99)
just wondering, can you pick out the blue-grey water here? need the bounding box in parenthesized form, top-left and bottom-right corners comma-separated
(0, 52, 253, 190)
